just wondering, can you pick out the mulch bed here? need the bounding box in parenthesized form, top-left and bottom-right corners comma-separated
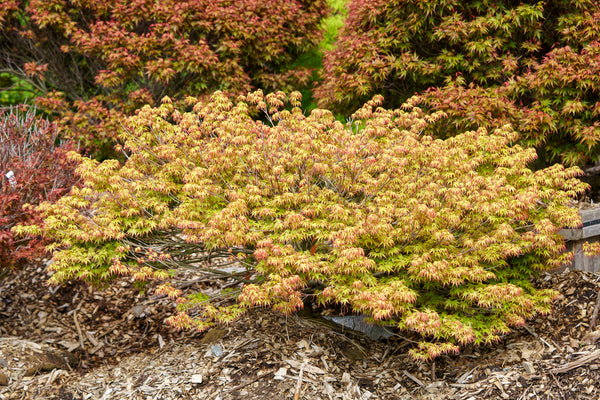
(1, 260, 600, 399)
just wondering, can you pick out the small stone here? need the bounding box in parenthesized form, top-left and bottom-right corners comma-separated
(191, 374, 203, 384)
(211, 344, 223, 357)
(590, 364, 599, 370)
(132, 305, 147, 318)
(0, 372, 8, 386)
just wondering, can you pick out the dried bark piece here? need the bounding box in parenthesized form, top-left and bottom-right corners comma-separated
(583, 330, 600, 345)
(284, 359, 326, 375)
(522, 361, 535, 374)
(551, 349, 600, 374)
(200, 328, 227, 345)
(0, 372, 8, 386)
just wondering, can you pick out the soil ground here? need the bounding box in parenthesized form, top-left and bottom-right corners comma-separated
(1, 260, 600, 399)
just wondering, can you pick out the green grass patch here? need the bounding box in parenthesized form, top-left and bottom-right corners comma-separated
(321, 0, 348, 52)
(291, 0, 349, 115)
(0, 73, 39, 106)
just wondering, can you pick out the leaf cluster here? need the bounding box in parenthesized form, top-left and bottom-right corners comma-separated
(18, 91, 588, 360)
(315, 0, 600, 166)
(0, 0, 328, 157)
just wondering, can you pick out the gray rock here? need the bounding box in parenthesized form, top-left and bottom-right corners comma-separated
(323, 315, 394, 340)
(211, 344, 223, 357)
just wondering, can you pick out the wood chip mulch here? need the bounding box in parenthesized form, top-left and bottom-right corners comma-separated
(1, 261, 600, 400)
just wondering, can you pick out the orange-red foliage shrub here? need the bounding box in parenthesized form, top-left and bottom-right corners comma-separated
(0, 0, 327, 157)
(315, 0, 600, 166)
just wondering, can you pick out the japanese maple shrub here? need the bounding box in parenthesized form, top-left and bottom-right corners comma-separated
(17, 91, 586, 360)
(315, 0, 600, 166)
(0, 0, 327, 156)
(417, 37, 600, 167)
(0, 106, 78, 273)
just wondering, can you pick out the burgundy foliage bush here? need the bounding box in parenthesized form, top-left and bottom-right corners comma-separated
(0, 106, 79, 270)
(0, 0, 328, 157)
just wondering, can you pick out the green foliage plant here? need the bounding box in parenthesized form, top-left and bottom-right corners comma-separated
(314, 0, 600, 166)
(0, 73, 39, 106)
(320, 0, 349, 52)
(289, 0, 349, 113)
(0, 0, 327, 156)
(15, 91, 587, 360)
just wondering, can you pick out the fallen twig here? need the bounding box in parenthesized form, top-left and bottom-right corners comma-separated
(551, 349, 600, 374)
(403, 370, 423, 386)
(589, 288, 600, 332)
(294, 363, 305, 400)
(73, 312, 85, 351)
(456, 367, 477, 384)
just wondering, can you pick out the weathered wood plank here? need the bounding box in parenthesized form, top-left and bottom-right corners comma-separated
(580, 209, 600, 223)
(560, 228, 582, 240)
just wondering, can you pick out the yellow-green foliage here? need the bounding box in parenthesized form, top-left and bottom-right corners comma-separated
(16, 91, 587, 360)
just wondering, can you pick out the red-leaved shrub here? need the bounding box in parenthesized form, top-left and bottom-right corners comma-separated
(0, 106, 79, 271)
(417, 39, 600, 167)
(315, 0, 600, 166)
(0, 0, 328, 157)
